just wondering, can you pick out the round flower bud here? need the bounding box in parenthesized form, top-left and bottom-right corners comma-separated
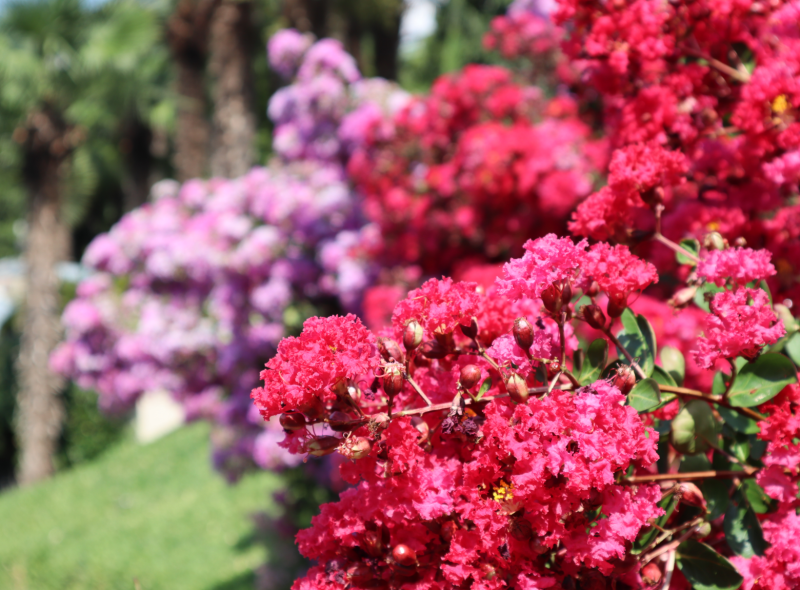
(361, 530, 383, 557)
(546, 359, 561, 379)
(509, 517, 533, 541)
(279, 410, 306, 431)
(460, 316, 480, 340)
(346, 564, 374, 585)
(513, 317, 534, 350)
(695, 521, 712, 537)
(705, 231, 726, 251)
(612, 365, 636, 395)
(505, 373, 529, 404)
(420, 340, 447, 359)
(403, 320, 423, 351)
(641, 562, 662, 586)
(678, 482, 707, 509)
(328, 411, 364, 432)
(433, 329, 455, 351)
(440, 520, 457, 543)
(306, 436, 340, 457)
(392, 544, 417, 567)
(583, 304, 606, 330)
(541, 283, 563, 315)
(341, 436, 372, 460)
(460, 364, 482, 390)
(607, 293, 628, 318)
(586, 280, 600, 297)
(378, 337, 405, 363)
(479, 563, 497, 580)
(382, 364, 404, 397)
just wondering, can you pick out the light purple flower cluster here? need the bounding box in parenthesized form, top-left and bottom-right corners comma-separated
(52, 30, 409, 478)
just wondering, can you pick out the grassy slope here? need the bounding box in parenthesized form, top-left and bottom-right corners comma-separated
(0, 422, 281, 590)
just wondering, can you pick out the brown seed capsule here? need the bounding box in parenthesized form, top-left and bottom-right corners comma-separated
(403, 320, 424, 351)
(279, 410, 307, 431)
(583, 304, 606, 330)
(392, 544, 417, 567)
(607, 293, 628, 318)
(513, 317, 534, 350)
(306, 436, 340, 457)
(505, 373, 529, 405)
(641, 562, 662, 586)
(382, 364, 404, 397)
(420, 340, 447, 359)
(434, 329, 455, 351)
(612, 366, 637, 395)
(678, 482, 707, 509)
(378, 337, 405, 363)
(460, 364, 482, 390)
(460, 316, 480, 340)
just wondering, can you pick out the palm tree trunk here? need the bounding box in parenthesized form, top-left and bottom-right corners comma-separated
(209, 0, 255, 178)
(15, 108, 70, 486)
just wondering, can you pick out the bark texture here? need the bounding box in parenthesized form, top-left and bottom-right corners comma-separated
(209, 0, 256, 178)
(15, 108, 72, 486)
(167, 0, 216, 181)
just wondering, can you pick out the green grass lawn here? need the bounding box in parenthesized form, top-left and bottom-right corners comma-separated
(0, 422, 283, 590)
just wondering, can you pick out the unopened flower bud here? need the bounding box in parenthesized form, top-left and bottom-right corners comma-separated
(341, 436, 372, 460)
(583, 304, 606, 330)
(542, 284, 563, 315)
(480, 563, 497, 580)
(586, 280, 600, 297)
(530, 536, 549, 555)
(513, 317, 534, 350)
(433, 329, 455, 351)
(546, 360, 561, 379)
(403, 320, 424, 351)
(460, 316, 480, 340)
(460, 364, 482, 389)
(641, 562, 662, 586)
(509, 517, 533, 541)
(695, 521, 712, 537)
(328, 411, 364, 432)
(505, 373, 529, 404)
(440, 520, 457, 543)
(612, 366, 637, 395)
(279, 410, 306, 431)
(382, 364, 404, 396)
(392, 544, 417, 567)
(346, 564, 374, 585)
(678, 482, 707, 509)
(607, 293, 628, 318)
(332, 379, 348, 397)
(420, 340, 447, 359)
(361, 530, 383, 557)
(641, 186, 665, 207)
(378, 337, 405, 363)
(306, 435, 340, 457)
(704, 231, 726, 251)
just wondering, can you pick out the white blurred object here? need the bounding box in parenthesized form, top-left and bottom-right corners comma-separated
(401, 0, 437, 54)
(135, 390, 186, 444)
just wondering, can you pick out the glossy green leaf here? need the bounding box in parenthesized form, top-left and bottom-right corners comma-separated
(676, 540, 743, 590)
(728, 354, 797, 407)
(651, 366, 678, 408)
(633, 492, 677, 553)
(724, 488, 767, 558)
(661, 345, 685, 386)
(676, 238, 700, 266)
(578, 339, 608, 385)
(628, 378, 661, 412)
(671, 400, 718, 455)
(742, 479, 771, 514)
(703, 479, 731, 521)
(786, 332, 800, 367)
(716, 405, 760, 434)
(616, 309, 654, 376)
(477, 377, 492, 400)
(694, 282, 727, 312)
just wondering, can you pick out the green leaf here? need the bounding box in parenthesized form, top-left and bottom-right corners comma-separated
(661, 345, 685, 386)
(616, 309, 655, 376)
(651, 366, 678, 408)
(676, 238, 700, 266)
(786, 332, 800, 367)
(703, 479, 731, 521)
(741, 479, 771, 514)
(578, 339, 608, 385)
(628, 379, 661, 412)
(716, 405, 760, 434)
(676, 541, 743, 590)
(477, 377, 492, 400)
(727, 353, 798, 407)
(724, 488, 767, 558)
(671, 400, 718, 455)
(633, 492, 677, 553)
(694, 282, 727, 312)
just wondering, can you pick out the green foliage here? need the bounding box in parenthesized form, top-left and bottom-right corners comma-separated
(628, 378, 661, 412)
(671, 399, 718, 455)
(0, 423, 282, 590)
(616, 309, 656, 376)
(724, 486, 767, 558)
(576, 339, 607, 385)
(660, 345, 685, 386)
(56, 385, 126, 469)
(727, 353, 797, 407)
(676, 238, 700, 266)
(676, 540, 744, 590)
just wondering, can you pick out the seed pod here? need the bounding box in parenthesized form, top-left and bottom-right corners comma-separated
(403, 320, 424, 351)
(440, 520, 457, 543)
(509, 517, 533, 541)
(586, 280, 600, 297)
(546, 360, 561, 379)
(382, 364, 404, 397)
(541, 284, 563, 315)
(328, 411, 360, 432)
(420, 340, 447, 359)
(513, 317, 534, 350)
(678, 482, 707, 509)
(583, 304, 606, 330)
(460, 364, 482, 390)
(378, 337, 405, 363)
(641, 562, 662, 586)
(361, 530, 383, 557)
(607, 293, 628, 318)
(505, 373, 529, 405)
(342, 437, 372, 460)
(612, 366, 637, 395)
(279, 410, 306, 431)
(460, 316, 479, 340)
(346, 564, 374, 585)
(306, 436, 340, 457)
(392, 544, 417, 567)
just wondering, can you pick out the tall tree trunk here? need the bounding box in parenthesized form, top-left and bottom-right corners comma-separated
(15, 108, 71, 486)
(283, 0, 329, 38)
(120, 118, 154, 211)
(167, 0, 216, 181)
(209, 0, 256, 178)
(371, 6, 403, 81)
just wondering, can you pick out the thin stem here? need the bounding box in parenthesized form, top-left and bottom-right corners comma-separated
(603, 329, 648, 380)
(480, 350, 502, 373)
(660, 550, 676, 590)
(658, 384, 766, 421)
(642, 525, 700, 566)
(652, 233, 701, 264)
(558, 312, 567, 368)
(682, 46, 751, 83)
(547, 371, 562, 394)
(624, 469, 757, 484)
(404, 373, 433, 406)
